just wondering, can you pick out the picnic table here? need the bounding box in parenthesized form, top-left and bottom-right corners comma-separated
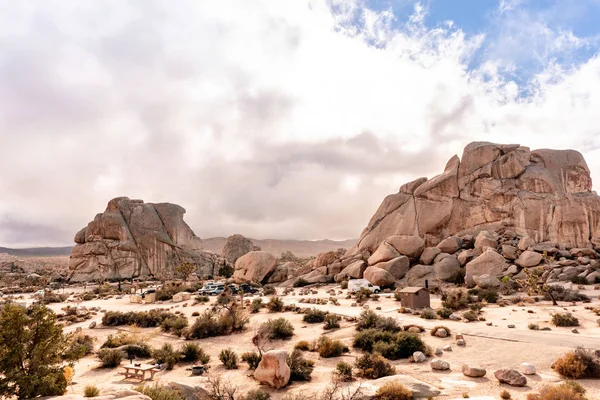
(121, 364, 161, 381)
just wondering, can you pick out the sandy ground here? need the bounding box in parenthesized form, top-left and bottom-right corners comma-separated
(32, 283, 600, 399)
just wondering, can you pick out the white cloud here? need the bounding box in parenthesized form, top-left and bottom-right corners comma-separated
(0, 0, 600, 246)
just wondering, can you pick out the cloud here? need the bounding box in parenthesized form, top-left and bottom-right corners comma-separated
(1, 0, 600, 246)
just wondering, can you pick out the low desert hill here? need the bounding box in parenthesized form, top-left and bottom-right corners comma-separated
(201, 237, 356, 258)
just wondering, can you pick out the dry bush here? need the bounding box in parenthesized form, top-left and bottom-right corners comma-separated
(287, 349, 315, 381)
(430, 326, 451, 336)
(551, 313, 579, 327)
(527, 382, 587, 400)
(552, 347, 600, 379)
(97, 348, 124, 368)
(355, 353, 395, 379)
(84, 385, 100, 398)
(500, 389, 511, 399)
(135, 383, 183, 400)
(294, 340, 312, 351)
(374, 382, 411, 399)
(266, 296, 283, 312)
(303, 308, 327, 323)
(316, 336, 346, 358)
(219, 348, 239, 369)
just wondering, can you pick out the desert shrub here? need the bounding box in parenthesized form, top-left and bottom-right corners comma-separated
(287, 349, 315, 381)
(243, 389, 271, 400)
(153, 343, 179, 370)
(98, 348, 124, 368)
(160, 316, 189, 336)
(356, 309, 400, 332)
(436, 307, 453, 319)
(476, 288, 499, 303)
(355, 287, 372, 303)
(187, 306, 249, 339)
(122, 343, 153, 359)
(571, 276, 588, 285)
(263, 286, 277, 296)
(218, 264, 234, 278)
(84, 385, 100, 397)
(82, 293, 95, 301)
(528, 323, 540, 330)
(355, 353, 395, 379)
(564, 380, 586, 395)
(335, 361, 353, 382)
(500, 390, 511, 399)
(447, 268, 466, 285)
(353, 329, 395, 352)
(462, 310, 478, 322)
(102, 309, 177, 328)
(469, 302, 484, 313)
(266, 296, 283, 312)
(340, 280, 348, 289)
(262, 318, 294, 340)
(156, 282, 187, 301)
(241, 351, 262, 369)
(294, 340, 311, 351)
(529, 383, 587, 400)
(552, 348, 600, 379)
(420, 308, 437, 319)
(430, 326, 451, 336)
(41, 291, 69, 304)
(552, 313, 579, 327)
(442, 288, 471, 310)
(374, 381, 412, 400)
(544, 286, 589, 302)
(324, 314, 341, 330)
(65, 333, 95, 359)
(317, 336, 345, 358)
(180, 343, 209, 364)
(303, 308, 327, 323)
(293, 278, 310, 288)
(251, 298, 263, 313)
(196, 295, 210, 303)
(375, 332, 428, 360)
(219, 348, 239, 369)
(135, 383, 183, 400)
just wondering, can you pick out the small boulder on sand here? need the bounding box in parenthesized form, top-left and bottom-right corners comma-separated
(494, 369, 527, 387)
(520, 362, 536, 375)
(462, 364, 486, 377)
(253, 350, 290, 389)
(431, 359, 450, 370)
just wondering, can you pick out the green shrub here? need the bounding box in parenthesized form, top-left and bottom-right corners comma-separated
(420, 308, 437, 319)
(135, 383, 184, 400)
(266, 296, 284, 312)
(374, 381, 412, 400)
(317, 336, 345, 358)
(293, 278, 310, 288)
(186, 306, 249, 339)
(353, 329, 395, 352)
(122, 343, 153, 359)
(340, 280, 348, 289)
(324, 314, 341, 330)
(355, 287, 372, 303)
(241, 351, 262, 369)
(552, 347, 600, 379)
(180, 343, 209, 364)
(469, 302, 484, 313)
(263, 286, 277, 296)
(356, 309, 400, 332)
(462, 310, 478, 322)
(377, 332, 428, 360)
(219, 348, 238, 369)
(196, 295, 210, 303)
(552, 313, 579, 327)
(64, 333, 95, 359)
(436, 308, 453, 319)
(287, 349, 314, 381)
(251, 298, 263, 313)
(153, 343, 179, 370)
(355, 353, 395, 379)
(219, 265, 234, 278)
(335, 361, 353, 382)
(84, 385, 100, 397)
(102, 309, 178, 328)
(476, 288, 499, 303)
(160, 316, 189, 336)
(243, 389, 271, 400)
(263, 318, 294, 340)
(40, 291, 69, 304)
(303, 308, 326, 323)
(98, 348, 124, 368)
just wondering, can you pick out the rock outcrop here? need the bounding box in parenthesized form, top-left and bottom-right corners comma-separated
(233, 251, 277, 283)
(222, 234, 260, 265)
(348, 142, 600, 254)
(68, 197, 228, 281)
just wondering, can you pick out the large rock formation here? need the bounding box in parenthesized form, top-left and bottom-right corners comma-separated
(222, 234, 260, 265)
(348, 142, 600, 255)
(233, 251, 277, 283)
(68, 197, 227, 281)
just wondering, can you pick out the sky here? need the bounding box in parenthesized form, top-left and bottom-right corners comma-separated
(1, 0, 600, 247)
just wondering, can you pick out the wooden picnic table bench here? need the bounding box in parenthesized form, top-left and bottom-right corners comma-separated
(120, 364, 161, 381)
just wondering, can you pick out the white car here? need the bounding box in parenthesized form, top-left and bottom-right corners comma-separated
(34, 290, 45, 296)
(347, 279, 381, 294)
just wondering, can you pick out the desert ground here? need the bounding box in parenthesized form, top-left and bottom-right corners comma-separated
(19, 282, 600, 400)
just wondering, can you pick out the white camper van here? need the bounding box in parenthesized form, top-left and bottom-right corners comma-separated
(347, 279, 381, 294)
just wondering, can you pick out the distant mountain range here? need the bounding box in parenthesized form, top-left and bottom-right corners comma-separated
(0, 238, 357, 258)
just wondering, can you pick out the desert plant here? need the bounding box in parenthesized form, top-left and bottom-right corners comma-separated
(528, 323, 540, 330)
(266, 296, 284, 312)
(420, 308, 437, 319)
(219, 348, 239, 369)
(436, 307, 453, 319)
(552, 313, 579, 327)
(241, 351, 262, 369)
(294, 340, 312, 351)
(335, 361, 353, 382)
(544, 286, 589, 302)
(447, 268, 466, 285)
(469, 302, 484, 313)
(570, 276, 588, 285)
(527, 382, 587, 400)
(160, 316, 189, 336)
(187, 305, 249, 339)
(180, 343, 209, 364)
(303, 308, 327, 323)
(500, 389, 511, 399)
(84, 385, 100, 397)
(324, 313, 341, 330)
(218, 264, 234, 278)
(552, 347, 600, 379)
(340, 280, 348, 289)
(355, 353, 395, 379)
(355, 287, 372, 303)
(293, 278, 310, 288)
(64, 333, 95, 359)
(287, 349, 315, 381)
(316, 336, 345, 358)
(430, 326, 451, 336)
(251, 298, 263, 313)
(262, 318, 294, 340)
(374, 381, 412, 400)
(462, 310, 478, 322)
(122, 343, 153, 359)
(98, 348, 124, 368)
(373, 332, 429, 360)
(243, 389, 271, 400)
(102, 309, 178, 328)
(353, 329, 395, 352)
(441, 288, 471, 310)
(356, 309, 400, 332)
(135, 383, 184, 400)
(196, 295, 210, 303)
(263, 286, 277, 296)
(153, 343, 179, 370)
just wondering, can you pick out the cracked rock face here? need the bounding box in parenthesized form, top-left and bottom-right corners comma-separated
(348, 142, 600, 255)
(68, 197, 227, 282)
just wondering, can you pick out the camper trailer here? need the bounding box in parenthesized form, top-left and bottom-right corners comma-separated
(347, 279, 381, 294)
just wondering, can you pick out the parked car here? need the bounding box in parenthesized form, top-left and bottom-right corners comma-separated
(226, 284, 238, 293)
(347, 279, 381, 294)
(198, 282, 220, 295)
(207, 284, 225, 296)
(239, 283, 259, 294)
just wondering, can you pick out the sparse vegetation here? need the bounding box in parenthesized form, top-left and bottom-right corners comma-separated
(263, 286, 277, 296)
(356, 309, 400, 332)
(324, 313, 341, 330)
(160, 316, 189, 336)
(98, 348, 124, 368)
(262, 318, 294, 340)
(242, 351, 262, 369)
(287, 349, 315, 381)
(84, 385, 100, 398)
(335, 361, 353, 382)
(186, 304, 249, 339)
(102, 309, 178, 328)
(430, 326, 451, 336)
(180, 343, 209, 364)
(303, 308, 327, 323)
(570, 276, 588, 285)
(552, 347, 600, 379)
(294, 340, 311, 351)
(135, 383, 184, 400)
(436, 307, 453, 319)
(243, 389, 271, 400)
(196, 295, 210, 303)
(219, 348, 239, 369)
(251, 298, 263, 313)
(153, 343, 179, 370)
(374, 381, 412, 400)
(355, 353, 395, 379)
(441, 288, 471, 310)
(551, 313, 579, 327)
(316, 336, 346, 358)
(266, 296, 284, 312)
(420, 308, 437, 319)
(528, 323, 540, 330)
(340, 280, 348, 289)
(544, 286, 590, 302)
(500, 389, 511, 399)
(462, 310, 478, 322)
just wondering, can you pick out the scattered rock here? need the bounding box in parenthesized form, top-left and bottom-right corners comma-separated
(434, 328, 448, 338)
(420, 247, 442, 265)
(442, 345, 452, 351)
(431, 358, 450, 370)
(413, 351, 426, 363)
(520, 362, 536, 375)
(462, 364, 487, 377)
(515, 250, 543, 268)
(436, 236, 461, 254)
(253, 350, 291, 389)
(494, 369, 527, 387)
(508, 324, 515, 328)
(88, 321, 96, 329)
(435, 348, 443, 355)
